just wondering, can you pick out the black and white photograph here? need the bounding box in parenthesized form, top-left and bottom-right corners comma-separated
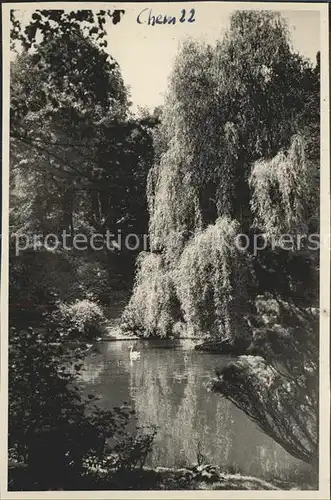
(1, 1, 330, 497)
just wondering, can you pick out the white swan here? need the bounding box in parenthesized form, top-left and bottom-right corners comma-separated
(129, 344, 141, 361)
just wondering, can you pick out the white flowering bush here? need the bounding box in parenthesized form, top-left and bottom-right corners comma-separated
(57, 299, 105, 340)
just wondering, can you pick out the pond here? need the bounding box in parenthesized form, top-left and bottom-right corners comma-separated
(79, 339, 310, 480)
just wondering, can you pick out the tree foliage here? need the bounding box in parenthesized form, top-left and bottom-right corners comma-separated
(10, 9, 156, 316)
(11, 9, 125, 51)
(175, 217, 253, 343)
(10, 6, 157, 241)
(249, 134, 310, 238)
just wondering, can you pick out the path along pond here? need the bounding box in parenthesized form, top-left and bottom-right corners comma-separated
(78, 338, 310, 480)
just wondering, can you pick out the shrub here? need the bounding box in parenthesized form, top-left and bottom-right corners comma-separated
(56, 299, 105, 340)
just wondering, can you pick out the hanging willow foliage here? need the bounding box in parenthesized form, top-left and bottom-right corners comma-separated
(147, 142, 202, 261)
(249, 134, 310, 238)
(121, 253, 179, 337)
(175, 217, 253, 342)
(124, 10, 319, 348)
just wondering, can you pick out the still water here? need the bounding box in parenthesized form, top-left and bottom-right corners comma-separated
(79, 339, 309, 479)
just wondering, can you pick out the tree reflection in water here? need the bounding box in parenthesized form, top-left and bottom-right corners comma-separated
(81, 340, 311, 480)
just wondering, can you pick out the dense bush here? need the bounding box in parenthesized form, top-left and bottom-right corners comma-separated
(54, 299, 106, 340)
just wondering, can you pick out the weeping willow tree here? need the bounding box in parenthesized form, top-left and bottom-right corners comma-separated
(147, 149, 202, 261)
(124, 10, 319, 340)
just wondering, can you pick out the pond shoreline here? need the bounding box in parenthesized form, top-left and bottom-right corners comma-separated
(10, 462, 307, 491)
(80, 462, 313, 491)
(102, 329, 247, 356)
(80, 338, 309, 481)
